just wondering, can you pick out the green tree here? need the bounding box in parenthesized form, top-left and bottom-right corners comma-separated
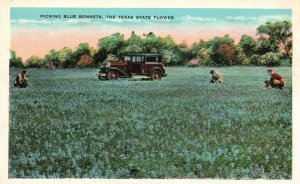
(239, 34, 257, 57)
(93, 49, 107, 65)
(251, 52, 281, 66)
(98, 33, 126, 58)
(178, 40, 193, 65)
(9, 50, 23, 67)
(256, 35, 279, 55)
(58, 47, 76, 68)
(43, 49, 60, 67)
(257, 21, 292, 62)
(161, 35, 177, 50)
(26, 55, 43, 68)
(74, 43, 91, 59)
(196, 47, 212, 65)
(122, 33, 143, 54)
(160, 35, 182, 65)
(161, 49, 180, 65)
(142, 32, 164, 53)
(206, 35, 236, 66)
(190, 40, 208, 58)
(235, 46, 250, 65)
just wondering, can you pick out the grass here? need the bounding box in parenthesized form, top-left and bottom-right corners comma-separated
(9, 66, 292, 179)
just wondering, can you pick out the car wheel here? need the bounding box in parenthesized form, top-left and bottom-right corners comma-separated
(107, 70, 119, 80)
(150, 70, 162, 80)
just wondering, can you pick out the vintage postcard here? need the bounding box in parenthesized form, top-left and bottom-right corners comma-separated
(1, 0, 300, 184)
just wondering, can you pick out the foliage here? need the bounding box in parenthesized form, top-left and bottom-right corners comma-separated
(9, 67, 291, 179)
(161, 49, 180, 66)
(195, 48, 210, 65)
(93, 49, 107, 65)
(58, 47, 76, 68)
(121, 34, 143, 55)
(251, 52, 281, 66)
(187, 58, 200, 67)
(192, 35, 236, 66)
(256, 36, 279, 55)
(141, 33, 164, 53)
(74, 43, 92, 60)
(76, 54, 95, 68)
(10, 50, 24, 68)
(98, 33, 126, 58)
(257, 21, 292, 62)
(235, 46, 250, 65)
(239, 34, 257, 57)
(251, 52, 282, 66)
(121, 44, 143, 55)
(25, 55, 43, 68)
(103, 54, 119, 64)
(190, 40, 211, 65)
(20, 20, 292, 68)
(206, 34, 235, 51)
(213, 43, 236, 66)
(42, 49, 60, 68)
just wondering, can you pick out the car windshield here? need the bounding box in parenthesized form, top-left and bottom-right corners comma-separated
(146, 56, 160, 62)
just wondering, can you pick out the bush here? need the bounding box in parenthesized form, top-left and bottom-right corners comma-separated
(45, 62, 58, 69)
(235, 47, 250, 65)
(211, 43, 236, 66)
(197, 48, 212, 65)
(25, 56, 43, 68)
(76, 54, 95, 68)
(251, 52, 281, 66)
(103, 54, 118, 64)
(161, 49, 180, 66)
(10, 50, 24, 68)
(187, 58, 200, 67)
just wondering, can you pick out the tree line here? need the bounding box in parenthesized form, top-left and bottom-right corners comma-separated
(10, 20, 292, 68)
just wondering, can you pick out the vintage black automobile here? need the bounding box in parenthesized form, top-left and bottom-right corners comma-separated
(98, 54, 167, 80)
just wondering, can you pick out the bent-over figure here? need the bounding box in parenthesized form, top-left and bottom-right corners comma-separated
(210, 70, 224, 84)
(14, 70, 31, 88)
(265, 68, 286, 89)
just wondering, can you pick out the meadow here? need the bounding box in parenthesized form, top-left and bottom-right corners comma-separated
(9, 66, 292, 179)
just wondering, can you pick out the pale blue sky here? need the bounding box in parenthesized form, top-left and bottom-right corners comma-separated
(11, 8, 292, 27)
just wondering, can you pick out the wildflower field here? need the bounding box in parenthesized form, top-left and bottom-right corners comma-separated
(9, 66, 292, 179)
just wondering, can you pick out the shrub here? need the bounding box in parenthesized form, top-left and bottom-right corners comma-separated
(235, 47, 250, 65)
(187, 58, 200, 67)
(10, 50, 24, 68)
(197, 48, 212, 65)
(211, 43, 236, 66)
(76, 54, 95, 68)
(25, 55, 43, 68)
(251, 52, 281, 66)
(161, 49, 180, 66)
(102, 54, 119, 65)
(45, 62, 58, 69)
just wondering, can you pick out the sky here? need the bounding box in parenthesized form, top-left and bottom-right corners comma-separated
(10, 8, 292, 60)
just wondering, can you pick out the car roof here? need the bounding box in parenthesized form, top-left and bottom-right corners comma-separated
(126, 54, 162, 56)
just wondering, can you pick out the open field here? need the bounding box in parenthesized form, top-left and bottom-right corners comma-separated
(9, 66, 292, 178)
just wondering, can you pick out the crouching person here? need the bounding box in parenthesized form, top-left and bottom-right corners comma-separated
(210, 70, 224, 84)
(14, 70, 31, 88)
(265, 68, 286, 89)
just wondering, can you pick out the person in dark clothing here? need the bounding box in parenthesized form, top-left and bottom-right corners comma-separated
(265, 68, 286, 89)
(14, 70, 31, 88)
